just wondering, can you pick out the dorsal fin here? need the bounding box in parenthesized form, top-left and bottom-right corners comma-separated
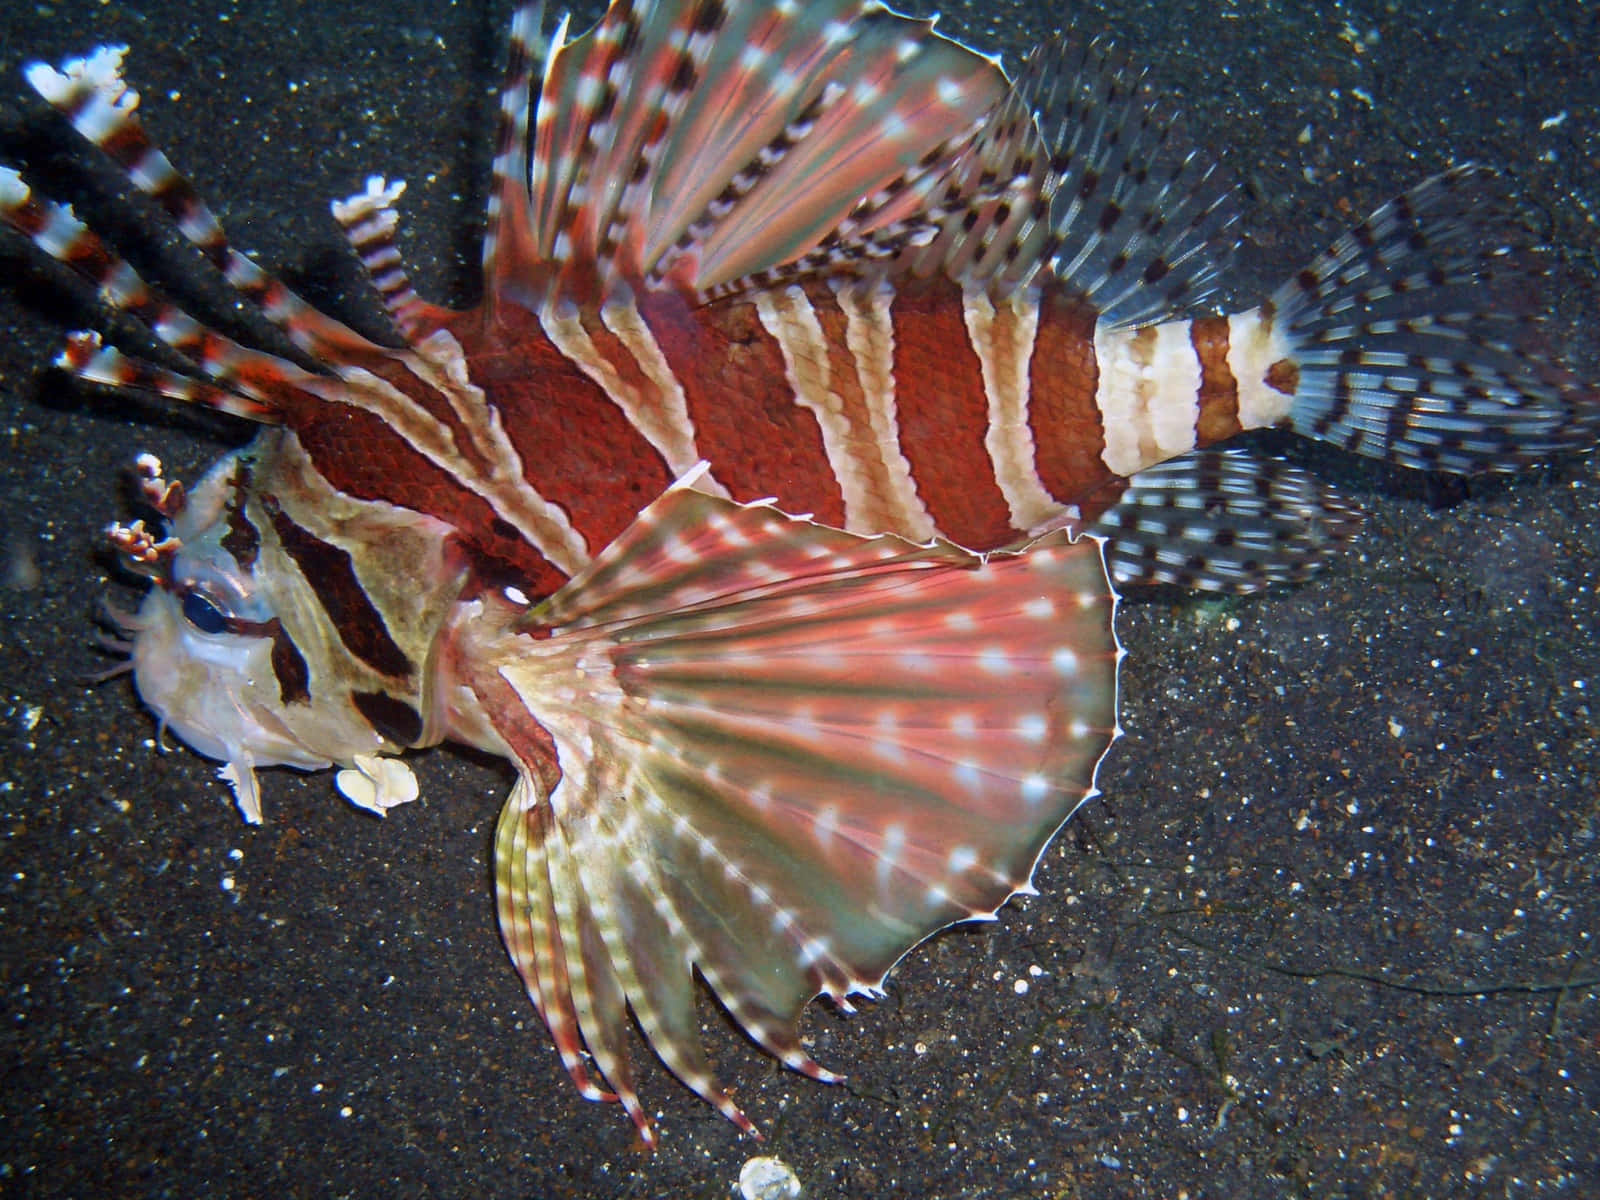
(1019, 36, 1240, 325)
(330, 176, 454, 343)
(486, 0, 1025, 305)
(0, 164, 320, 421)
(0, 45, 467, 426)
(485, 2, 1240, 323)
(22, 46, 394, 360)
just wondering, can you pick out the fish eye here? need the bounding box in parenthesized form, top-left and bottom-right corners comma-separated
(179, 587, 232, 635)
(164, 525, 277, 635)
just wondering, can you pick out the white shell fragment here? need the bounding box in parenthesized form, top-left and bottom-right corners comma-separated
(738, 1156, 803, 1200)
(335, 754, 421, 816)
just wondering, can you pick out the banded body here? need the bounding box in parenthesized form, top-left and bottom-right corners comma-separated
(1, 0, 1592, 1146)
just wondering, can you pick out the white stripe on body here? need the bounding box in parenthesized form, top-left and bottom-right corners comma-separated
(1226, 306, 1297, 430)
(755, 284, 935, 539)
(963, 286, 1064, 533)
(1092, 318, 1202, 477)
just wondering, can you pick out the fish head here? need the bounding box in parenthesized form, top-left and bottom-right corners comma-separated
(112, 432, 466, 823)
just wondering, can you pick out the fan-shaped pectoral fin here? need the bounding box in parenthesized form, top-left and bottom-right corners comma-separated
(484, 482, 1122, 1142)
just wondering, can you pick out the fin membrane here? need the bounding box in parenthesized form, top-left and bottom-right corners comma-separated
(487, 481, 1119, 1140)
(1088, 447, 1363, 593)
(494, 0, 1022, 302)
(1275, 165, 1597, 473)
(1020, 36, 1240, 325)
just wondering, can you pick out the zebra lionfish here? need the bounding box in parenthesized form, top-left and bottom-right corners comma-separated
(1, 0, 1592, 1145)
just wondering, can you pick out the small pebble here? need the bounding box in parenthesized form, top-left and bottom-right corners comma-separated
(738, 1155, 802, 1200)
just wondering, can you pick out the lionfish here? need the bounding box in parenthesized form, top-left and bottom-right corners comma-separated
(1, 0, 1591, 1145)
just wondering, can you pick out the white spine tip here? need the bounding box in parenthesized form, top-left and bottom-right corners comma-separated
(0, 165, 29, 205)
(23, 61, 69, 103)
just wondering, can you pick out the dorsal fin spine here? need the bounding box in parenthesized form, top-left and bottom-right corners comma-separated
(482, 3, 547, 296)
(24, 46, 387, 362)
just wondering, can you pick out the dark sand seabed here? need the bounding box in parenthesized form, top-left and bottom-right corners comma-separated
(0, 1, 1595, 1196)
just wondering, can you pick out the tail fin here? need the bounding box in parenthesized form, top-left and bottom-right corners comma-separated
(1272, 165, 1596, 473)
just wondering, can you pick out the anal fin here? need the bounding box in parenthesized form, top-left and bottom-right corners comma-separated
(1088, 447, 1364, 593)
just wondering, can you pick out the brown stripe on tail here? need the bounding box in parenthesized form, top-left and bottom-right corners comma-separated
(1091, 320, 1201, 478)
(1190, 315, 1244, 443)
(1078, 309, 1296, 488)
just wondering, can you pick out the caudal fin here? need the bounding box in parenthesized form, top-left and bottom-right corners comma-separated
(1272, 165, 1596, 474)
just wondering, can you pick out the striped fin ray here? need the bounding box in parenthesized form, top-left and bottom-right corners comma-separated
(695, 159, 1028, 302)
(1272, 166, 1598, 472)
(484, 1, 550, 290)
(525, 9, 580, 268)
(495, 2, 1245, 318)
(496, 775, 621, 1106)
(668, 8, 1006, 289)
(638, 0, 878, 264)
(7, 42, 600, 583)
(530, 0, 650, 274)
(55, 331, 275, 421)
(484, 481, 1119, 1141)
(0, 164, 325, 419)
(330, 176, 453, 342)
(902, 74, 1053, 287)
(1023, 37, 1240, 326)
(22, 46, 394, 362)
(557, 0, 726, 291)
(500, 0, 1018, 304)
(1086, 448, 1364, 593)
(639, 0, 1019, 288)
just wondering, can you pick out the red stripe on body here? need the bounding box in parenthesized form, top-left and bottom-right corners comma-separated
(1026, 291, 1116, 519)
(890, 279, 1014, 550)
(450, 304, 677, 551)
(644, 291, 849, 527)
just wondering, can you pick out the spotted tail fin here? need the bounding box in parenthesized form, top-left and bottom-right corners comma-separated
(473, 480, 1119, 1142)
(1269, 166, 1597, 473)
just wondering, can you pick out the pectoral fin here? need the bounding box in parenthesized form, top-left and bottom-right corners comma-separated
(485, 484, 1121, 1142)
